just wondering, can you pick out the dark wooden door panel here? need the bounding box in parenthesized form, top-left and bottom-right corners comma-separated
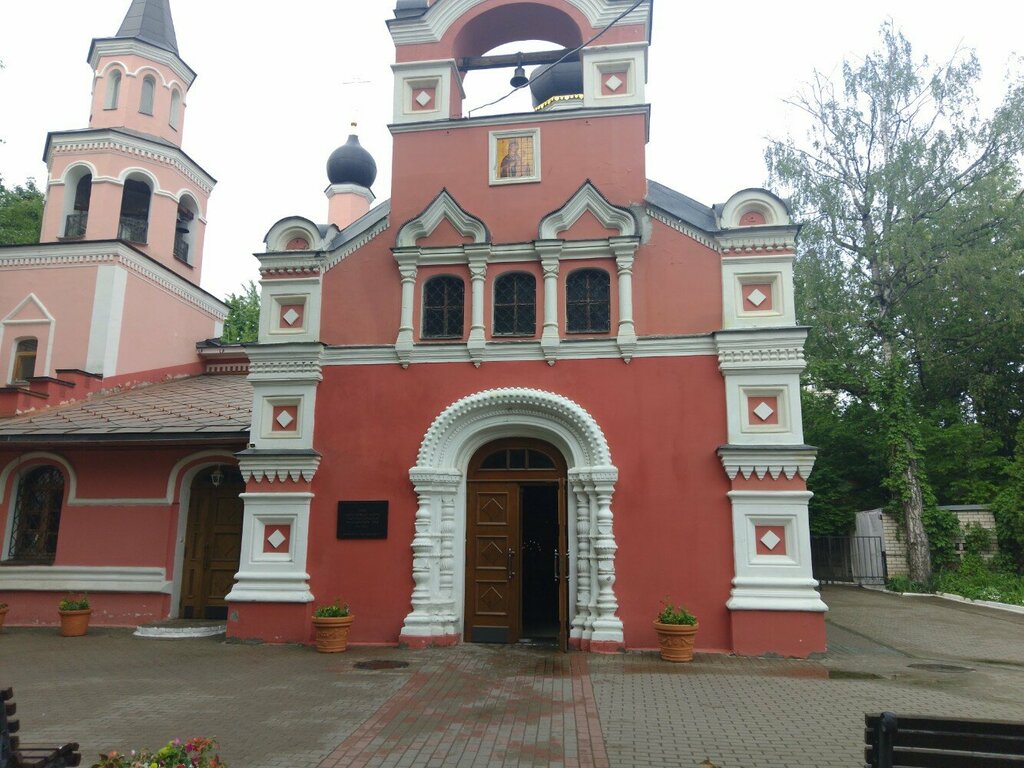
(466, 483, 519, 643)
(180, 471, 244, 620)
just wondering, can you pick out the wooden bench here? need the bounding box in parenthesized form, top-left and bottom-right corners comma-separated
(866, 712, 1024, 767)
(1, 689, 81, 768)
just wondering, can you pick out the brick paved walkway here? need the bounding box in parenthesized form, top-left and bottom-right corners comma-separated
(2, 586, 1022, 767)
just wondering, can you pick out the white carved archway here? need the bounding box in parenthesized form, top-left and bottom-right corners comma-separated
(400, 387, 624, 650)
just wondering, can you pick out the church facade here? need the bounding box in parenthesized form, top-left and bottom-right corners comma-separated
(0, 0, 827, 657)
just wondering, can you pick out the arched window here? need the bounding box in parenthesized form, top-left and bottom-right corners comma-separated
(422, 276, 464, 339)
(7, 466, 64, 563)
(493, 272, 536, 336)
(174, 195, 198, 264)
(140, 75, 156, 115)
(104, 70, 122, 109)
(63, 172, 92, 240)
(169, 89, 181, 130)
(11, 338, 38, 383)
(566, 269, 611, 333)
(118, 177, 152, 243)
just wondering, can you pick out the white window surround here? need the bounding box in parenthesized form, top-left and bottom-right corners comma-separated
(104, 69, 122, 110)
(140, 75, 156, 115)
(489, 128, 541, 186)
(726, 490, 826, 613)
(0, 565, 170, 594)
(718, 189, 792, 230)
(400, 387, 624, 650)
(393, 186, 639, 365)
(3, 294, 55, 383)
(735, 273, 783, 319)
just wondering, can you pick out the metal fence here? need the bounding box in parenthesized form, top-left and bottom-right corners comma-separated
(811, 535, 887, 585)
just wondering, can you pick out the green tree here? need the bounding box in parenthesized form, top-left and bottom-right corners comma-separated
(992, 420, 1024, 571)
(767, 25, 1024, 581)
(220, 280, 261, 343)
(0, 177, 45, 245)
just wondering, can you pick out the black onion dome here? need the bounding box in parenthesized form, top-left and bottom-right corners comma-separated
(327, 134, 377, 188)
(529, 59, 583, 108)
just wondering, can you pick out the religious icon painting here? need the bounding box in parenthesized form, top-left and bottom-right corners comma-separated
(490, 129, 541, 185)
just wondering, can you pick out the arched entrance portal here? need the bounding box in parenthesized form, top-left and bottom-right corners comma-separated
(179, 467, 244, 619)
(400, 388, 624, 652)
(466, 439, 568, 648)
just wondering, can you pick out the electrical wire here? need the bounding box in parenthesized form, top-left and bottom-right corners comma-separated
(466, 0, 647, 118)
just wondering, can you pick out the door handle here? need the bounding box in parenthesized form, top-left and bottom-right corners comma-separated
(554, 548, 560, 582)
(507, 548, 516, 581)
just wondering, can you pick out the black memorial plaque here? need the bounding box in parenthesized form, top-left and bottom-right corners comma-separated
(337, 500, 388, 539)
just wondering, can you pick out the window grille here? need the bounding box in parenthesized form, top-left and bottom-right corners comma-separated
(566, 269, 611, 333)
(493, 273, 536, 336)
(423, 276, 465, 339)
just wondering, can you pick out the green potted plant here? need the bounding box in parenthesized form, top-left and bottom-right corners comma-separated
(58, 593, 91, 637)
(311, 599, 353, 653)
(653, 600, 698, 662)
(0, 601, 8, 632)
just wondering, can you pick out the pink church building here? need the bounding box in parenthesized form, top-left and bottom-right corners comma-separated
(0, 0, 827, 657)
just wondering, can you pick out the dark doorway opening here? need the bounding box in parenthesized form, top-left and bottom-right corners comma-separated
(520, 484, 559, 642)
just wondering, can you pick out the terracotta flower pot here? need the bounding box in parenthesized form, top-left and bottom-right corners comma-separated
(312, 615, 354, 653)
(653, 621, 699, 662)
(58, 608, 92, 637)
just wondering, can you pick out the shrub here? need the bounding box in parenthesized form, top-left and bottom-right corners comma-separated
(92, 737, 225, 768)
(963, 523, 994, 557)
(933, 554, 1024, 606)
(885, 575, 930, 593)
(655, 601, 697, 625)
(313, 600, 349, 618)
(59, 593, 89, 611)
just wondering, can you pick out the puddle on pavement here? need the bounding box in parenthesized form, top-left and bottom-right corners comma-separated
(354, 659, 411, 670)
(907, 663, 973, 673)
(828, 669, 884, 680)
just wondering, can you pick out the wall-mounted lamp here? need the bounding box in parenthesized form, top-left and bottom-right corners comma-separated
(210, 466, 224, 488)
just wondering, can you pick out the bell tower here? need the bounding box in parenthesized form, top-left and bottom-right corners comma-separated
(38, 0, 214, 280)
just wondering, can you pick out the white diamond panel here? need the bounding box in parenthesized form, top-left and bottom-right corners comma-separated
(760, 530, 781, 551)
(747, 288, 768, 307)
(415, 90, 433, 106)
(275, 410, 295, 429)
(282, 308, 300, 326)
(753, 401, 775, 422)
(267, 529, 286, 549)
(605, 74, 624, 92)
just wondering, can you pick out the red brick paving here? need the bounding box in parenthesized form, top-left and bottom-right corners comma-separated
(319, 647, 607, 767)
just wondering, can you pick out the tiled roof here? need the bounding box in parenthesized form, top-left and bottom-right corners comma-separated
(116, 0, 179, 54)
(0, 375, 251, 441)
(646, 180, 718, 233)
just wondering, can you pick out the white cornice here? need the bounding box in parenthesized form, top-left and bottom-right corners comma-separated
(540, 182, 637, 239)
(717, 227, 798, 255)
(645, 207, 718, 251)
(0, 565, 169, 593)
(46, 131, 215, 194)
(388, 0, 651, 46)
(90, 38, 196, 86)
(246, 343, 324, 383)
(396, 190, 488, 248)
(320, 334, 715, 366)
(237, 454, 321, 483)
(0, 242, 227, 319)
(718, 448, 817, 481)
(714, 328, 808, 374)
(389, 104, 650, 135)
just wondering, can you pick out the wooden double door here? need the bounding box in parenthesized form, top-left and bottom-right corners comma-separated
(465, 440, 569, 649)
(179, 468, 244, 620)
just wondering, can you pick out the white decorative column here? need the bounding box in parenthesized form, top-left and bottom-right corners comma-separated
(569, 481, 592, 643)
(536, 241, 562, 365)
(611, 237, 638, 362)
(400, 468, 461, 647)
(395, 255, 418, 368)
(467, 247, 488, 367)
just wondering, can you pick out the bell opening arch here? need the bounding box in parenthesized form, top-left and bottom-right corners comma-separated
(399, 387, 624, 652)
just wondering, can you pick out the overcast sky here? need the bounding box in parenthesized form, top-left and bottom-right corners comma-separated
(0, 1, 1020, 301)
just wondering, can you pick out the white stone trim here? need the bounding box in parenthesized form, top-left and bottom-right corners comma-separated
(259, 278, 322, 344)
(721, 256, 796, 329)
(717, 446, 816, 481)
(85, 264, 128, 376)
(581, 43, 648, 109)
(391, 59, 463, 125)
(237, 453, 321, 484)
(539, 182, 637, 239)
(396, 190, 488, 248)
(726, 490, 827, 613)
(0, 243, 227, 319)
(323, 217, 390, 272)
(645, 206, 717, 251)
(723, 371, 804, 445)
(263, 217, 326, 253)
(47, 131, 214, 194)
(318, 334, 716, 366)
(401, 388, 623, 648)
(227, 492, 314, 603)
(2, 293, 56, 380)
(718, 189, 791, 230)
(90, 38, 196, 87)
(325, 184, 375, 205)
(0, 565, 170, 593)
(388, 105, 651, 134)
(388, 0, 651, 45)
(715, 328, 808, 373)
